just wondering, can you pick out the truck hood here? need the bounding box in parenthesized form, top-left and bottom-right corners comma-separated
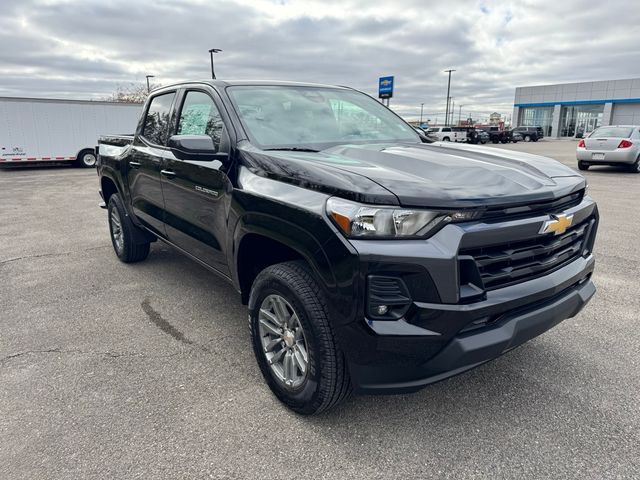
(240, 142, 586, 208)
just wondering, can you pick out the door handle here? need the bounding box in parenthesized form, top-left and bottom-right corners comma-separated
(129, 161, 141, 168)
(160, 169, 176, 178)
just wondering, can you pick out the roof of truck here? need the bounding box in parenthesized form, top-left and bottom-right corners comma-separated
(156, 79, 351, 90)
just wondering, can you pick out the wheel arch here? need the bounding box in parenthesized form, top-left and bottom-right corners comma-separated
(233, 215, 338, 306)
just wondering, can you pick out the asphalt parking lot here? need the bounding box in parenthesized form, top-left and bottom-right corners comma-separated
(1, 140, 639, 479)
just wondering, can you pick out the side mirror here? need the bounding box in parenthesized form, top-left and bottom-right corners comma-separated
(168, 135, 228, 162)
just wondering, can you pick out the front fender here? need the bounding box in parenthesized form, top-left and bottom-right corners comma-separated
(230, 167, 361, 327)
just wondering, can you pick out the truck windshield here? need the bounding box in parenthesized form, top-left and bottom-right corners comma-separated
(227, 85, 419, 150)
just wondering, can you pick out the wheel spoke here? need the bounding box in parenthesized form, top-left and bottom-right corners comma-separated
(293, 348, 307, 375)
(295, 342, 308, 363)
(259, 308, 282, 327)
(284, 351, 294, 382)
(259, 317, 282, 337)
(287, 312, 299, 329)
(268, 347, 286, 365)
(271, 296, 290, 325)
(264, 337, 281, 353)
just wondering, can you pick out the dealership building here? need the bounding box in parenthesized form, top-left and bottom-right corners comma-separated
(512, 77, 640, 138)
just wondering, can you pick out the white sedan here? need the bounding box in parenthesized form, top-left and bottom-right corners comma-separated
(577, 125, 640, 173)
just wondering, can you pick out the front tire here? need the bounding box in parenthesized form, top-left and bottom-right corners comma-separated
(578, 161, 590, 171)
(524, 135, 531, 142)
(249, 261, 352, 415)
(107, 194, 150, 263)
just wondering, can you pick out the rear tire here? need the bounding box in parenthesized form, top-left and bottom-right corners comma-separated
(524, 135, 531, 142)
(249, 261, 352, 415)
(578, 161, 590, 171)
(107, 194, 150, 263)
(627, 158, 640, 173)
(76, 150, 97, 168)
(442, 137, 450, 142)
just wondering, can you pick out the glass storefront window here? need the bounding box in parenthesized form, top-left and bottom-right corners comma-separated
(518, 107, 553, 136)
(559, 104, 604, 138)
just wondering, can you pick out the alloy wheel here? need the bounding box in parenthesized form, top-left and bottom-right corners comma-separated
(258, 294, 309, 389)
(110, 208, 124, 253)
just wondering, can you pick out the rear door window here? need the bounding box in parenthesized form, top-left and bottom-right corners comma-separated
(142, 92, 176, 146)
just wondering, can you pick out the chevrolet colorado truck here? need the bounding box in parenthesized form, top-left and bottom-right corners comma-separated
(97, 80, 598, 414)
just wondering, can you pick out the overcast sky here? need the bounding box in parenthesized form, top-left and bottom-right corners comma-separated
(1, 0, 639, 122)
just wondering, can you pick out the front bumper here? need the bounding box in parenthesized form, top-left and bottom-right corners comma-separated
(338, 197, 598, 394)
(348, 262, 594, 393)
(577, 148, 636, 164)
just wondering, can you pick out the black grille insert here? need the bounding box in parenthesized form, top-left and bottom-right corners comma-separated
(480, 191, 584, 221)
(459, 219, 591, 290)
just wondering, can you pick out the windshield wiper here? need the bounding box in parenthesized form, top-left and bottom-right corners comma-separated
(264, 147, 320, 153)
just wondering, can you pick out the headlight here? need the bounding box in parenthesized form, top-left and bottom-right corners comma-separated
(326, 197, 475, 238)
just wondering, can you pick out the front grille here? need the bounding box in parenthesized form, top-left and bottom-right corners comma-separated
(480, 191, 584, 221)
(459, 218, 592, 290)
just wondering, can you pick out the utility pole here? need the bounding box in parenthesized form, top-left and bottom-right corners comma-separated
(444, 69, 455, 126)
(450, 98, 455, 126)
(209, 48, 222, 79)
(420, 103, 424, 126)
(145, 75, 154, 93)
(458, 104, 464, 125)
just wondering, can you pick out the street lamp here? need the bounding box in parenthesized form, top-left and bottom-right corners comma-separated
(420, 103, 424, 126)
(208, 48, 222, 79)
(444, 69, 455, 126)
(145, 75, 155, 93)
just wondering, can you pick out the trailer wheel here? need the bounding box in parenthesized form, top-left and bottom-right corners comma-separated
(76, 150, 97, 168)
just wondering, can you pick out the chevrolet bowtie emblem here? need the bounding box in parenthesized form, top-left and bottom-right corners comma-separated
(539, 213, 574, 235)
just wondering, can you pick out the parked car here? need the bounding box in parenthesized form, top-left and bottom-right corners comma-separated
(426, 126, 467, 142)
(576, 125, 640, 173)
(97, 80, 598, 414)
(513, 126, 544, 142)
(478, 126, 511, 144)
(462, 128, 489, 144)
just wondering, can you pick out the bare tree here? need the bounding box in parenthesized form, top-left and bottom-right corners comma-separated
(104, 82, 156, 103)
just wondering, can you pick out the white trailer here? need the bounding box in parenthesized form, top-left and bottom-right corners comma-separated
(0, 96, 141, 167)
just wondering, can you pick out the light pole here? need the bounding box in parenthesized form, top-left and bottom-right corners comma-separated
(145, 75, 154, 93)
(209, 48, 222, 79)
(444, 69, 455, 126)
(450, 98, 455, 126)
(420, 103, 424, 126)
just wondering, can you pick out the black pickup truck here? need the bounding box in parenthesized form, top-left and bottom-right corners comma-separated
(97, 80, 598, 414)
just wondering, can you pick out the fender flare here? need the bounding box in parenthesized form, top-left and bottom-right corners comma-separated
(231, 211, 339, 299)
